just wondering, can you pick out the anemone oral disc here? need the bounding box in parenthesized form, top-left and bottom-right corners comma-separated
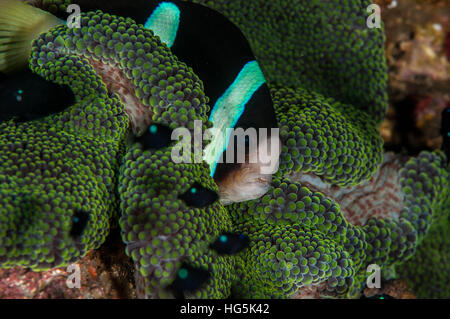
(144, 2, 180, 48)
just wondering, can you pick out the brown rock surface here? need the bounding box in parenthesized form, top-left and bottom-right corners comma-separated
(379, 0, 449, 154)
(363, 279, 416, 299)
(0, 229, 135, 299)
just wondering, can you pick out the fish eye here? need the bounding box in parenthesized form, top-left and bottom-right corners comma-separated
(210, 232, 250, 255)
(178, 182, 219, 208)
(136, 123, 173, 150)
(70, 210, 90, 238)
(234, 132, 250, 149)
(168, 263, 211, 299)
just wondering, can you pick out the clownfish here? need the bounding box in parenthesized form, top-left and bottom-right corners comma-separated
(0, 0, 278, 299)
(76, 0, 281, 202)
(0, 0, 280, 202)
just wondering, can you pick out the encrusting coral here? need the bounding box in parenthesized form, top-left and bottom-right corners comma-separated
(0, 0, 448, 298)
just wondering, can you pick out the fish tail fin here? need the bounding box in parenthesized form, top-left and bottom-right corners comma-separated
(0, 0, 63, 73)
